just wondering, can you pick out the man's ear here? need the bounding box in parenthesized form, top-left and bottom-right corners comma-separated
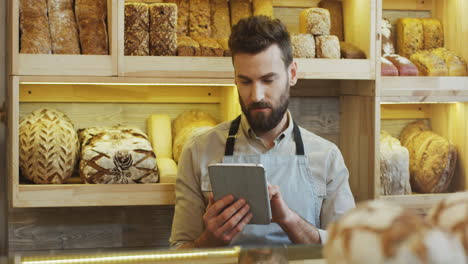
(288, 61, 298, 86)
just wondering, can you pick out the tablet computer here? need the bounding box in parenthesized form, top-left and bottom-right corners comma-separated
(208, 163, 271, 225)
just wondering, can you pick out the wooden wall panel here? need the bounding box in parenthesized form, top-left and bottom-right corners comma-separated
(1, 0, 7, 257)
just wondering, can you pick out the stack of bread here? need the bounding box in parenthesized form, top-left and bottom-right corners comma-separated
(380, 131, 411, 195)
(20, 0, 108, 54)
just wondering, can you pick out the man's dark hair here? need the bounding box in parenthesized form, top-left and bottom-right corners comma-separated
(229, 16, 293, 68)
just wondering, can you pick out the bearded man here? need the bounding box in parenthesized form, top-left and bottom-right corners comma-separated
(170, 16, 355, 248)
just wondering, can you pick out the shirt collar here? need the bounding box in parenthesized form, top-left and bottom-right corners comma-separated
(240, 111, 294, 144)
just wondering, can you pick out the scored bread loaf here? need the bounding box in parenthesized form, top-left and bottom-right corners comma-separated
(172, 110, 218, 138)
(164, 0, 190, 36)
(400, 121, 457, 193)
(381, 18, 395, 55)
(230, 0, 252, 26)
(75, 0, 109, 55)
(173, 126, 213, 162)
(193, 37, 224, 56)
(410, 50, 448, 76)
(125, 3, 149, 56)
(315, 35, 340, 59)
(340, 42, 366, 59)
(300, 8, 331, 35)
(19, 0, 52, 54)
(210, 0, 231, 39)
(380, 131, 411, 195)
(381, 57, 398, 76)
(19, 108, 79, 184)
(291, 34, 315, 58)
(189, 0, 211, 38)
(149, 3, 177, 56)
(48, 0, 80, 54)
(252, 0, 273, 17)
(397, 18, 423, 58)
(79, 126, 159, 184)
(384, 54, 419, 76)
(318, 1, 344, 41)
(421, 18, 444, 50)
(431, 48, 467, 76)
(177, 36, 201, 56)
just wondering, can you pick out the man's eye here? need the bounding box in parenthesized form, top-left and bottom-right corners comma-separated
(240, 80, 251, 84)
(263, 79, 273, 83)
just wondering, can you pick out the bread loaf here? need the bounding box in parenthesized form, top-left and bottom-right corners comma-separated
(230, 0, 252, 26)
(315, 35, 340, 59)
(431, 48, 467, 76)
(410, 50, 448, 76)
(252, 0, 273, 17)
(384, 54, 419, 76)
(19, 108, 79, 184)
(422, 18, 444, 50)
(217, 38, 231, 56)
(318, 1, 344, 41)
(300, 8, 331, 35)
(75, 0, 109, 55)
(173, 126, 213, 162)
(381, 18, 395, 55)
(19, 0, 52, 54)
(381, 57, 398, 76)
(210, 0, 231, 39)
(291, 34, 315, 58)
(164, 0, 190, 36)
(125, 3, 150, 56)
(172, 110, 217, 138)
(400, 121, 457, 193)
(340, 42, 366, 59)
(149, 3, 177, 56)
(324, 200, 466, 264)
(79, 127, 159, 184)
(177, 36, 201, 56)
(189, 0, 211, 38)
(193, 37, 224, 56)
(397, 18, 423, 58)
(48, 0, 80, 54)
(380, 131, 411, 195)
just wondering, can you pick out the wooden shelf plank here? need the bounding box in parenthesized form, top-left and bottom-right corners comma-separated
(14, 184, 175, 207)
(381, 77, 468, 102)
(379, 193, 452, 214)
(383, 0, 433, 10)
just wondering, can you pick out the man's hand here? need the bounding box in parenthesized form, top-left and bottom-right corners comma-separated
(268, 184, 293, 225)
(195, 194, 253, 247)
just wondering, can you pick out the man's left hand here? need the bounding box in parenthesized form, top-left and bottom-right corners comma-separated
(267, 184, 293, 225)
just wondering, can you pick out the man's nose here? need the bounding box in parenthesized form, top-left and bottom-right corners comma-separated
(250, 81, 265, 102)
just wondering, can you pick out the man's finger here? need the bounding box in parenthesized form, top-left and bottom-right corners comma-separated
(222, 212, 253, 242)
(205, 194, 235, 218)
(216, 202, 250, 235)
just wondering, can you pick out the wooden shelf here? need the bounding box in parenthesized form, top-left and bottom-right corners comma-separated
(379, 193, 453, 214)
(13, 184, 175, 208)
(380, 77, 468, 102)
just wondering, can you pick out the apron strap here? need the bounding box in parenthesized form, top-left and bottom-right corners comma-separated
(224, 115, 305, 156)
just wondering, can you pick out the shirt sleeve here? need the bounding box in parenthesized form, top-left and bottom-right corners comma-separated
(319, 145, 356, 242)
(169, 140, 207, 248)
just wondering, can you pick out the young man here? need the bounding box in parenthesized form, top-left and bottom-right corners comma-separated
(170, 16, 355, 248)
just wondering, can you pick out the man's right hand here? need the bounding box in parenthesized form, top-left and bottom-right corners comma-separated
(195, 194, 253, 247)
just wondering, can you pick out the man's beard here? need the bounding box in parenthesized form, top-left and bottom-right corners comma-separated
(240, 84, 289, 134)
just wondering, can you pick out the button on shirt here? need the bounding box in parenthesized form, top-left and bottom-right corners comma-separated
(170, 112, 355, 247)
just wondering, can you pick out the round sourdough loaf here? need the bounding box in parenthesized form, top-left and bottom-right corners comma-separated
(173, 126, 213, 163)
(19, 108, 79, 184)
(172, 110, 217, 138)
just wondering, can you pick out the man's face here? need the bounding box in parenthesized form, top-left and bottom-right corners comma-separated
(233, 44, 297, 134)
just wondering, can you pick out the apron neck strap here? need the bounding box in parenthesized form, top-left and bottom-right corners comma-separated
(224, 115, 305, 156)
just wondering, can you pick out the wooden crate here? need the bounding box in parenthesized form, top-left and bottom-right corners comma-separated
(8, 0, 118, 76)
(119, 0, 376, 80)
(8, 76, 239, 208)
(378, 102, 468, 212)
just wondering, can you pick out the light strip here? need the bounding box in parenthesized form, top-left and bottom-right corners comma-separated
(21, 248, 240, 264)
(380, 102, 460, 104)
(20, 82, 236, 87)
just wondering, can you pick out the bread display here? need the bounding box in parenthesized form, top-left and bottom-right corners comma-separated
(189, 0, 211, 38)
(421, 18, 444, 50)
(173, 126, 213, 162)
(300, 8, 331, 35)
(125, 3, 150, 56)
(384, 54, 419, 76)
(75, 0, 109, 55)
(340, 42, 366, 59)
(291, 34, 315, 58)
(410, 50, 449, 76)
(177, 36, 201, 56)
(431, 48, 468, 76)
(217, 38, 231, 56)
(19, 108, 79, 184)
(315, 35, 340, 59)
(380, 131, 411, 195)
(79, 126, 159, 184)
(19, 0, 52, 54)
(193, 37, 224, 56)
(318, 1, 344, 41)
(381, 18, 395, 55)
(149, 3, 177, 56)
(48, 0, 80, 54)
(400, 121, 457, 193)
(210, 0, 231, 39)
(230, 0, 252, 26)
(164, 0, 190, 36)
(381, 57, 398, 76)
(324, 200, 467, 264)
(252, 0, 273, 17)
(397, 18, 423, 58)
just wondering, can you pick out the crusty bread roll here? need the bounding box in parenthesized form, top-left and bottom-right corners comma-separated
(48, 0, 80, 54)
(125, 3, 150, 56)
(75, 0, 109, 55)
(315, 35, 340, 59)
(291, 34, 315, 58)
(19, 0, 52, 54)
(230, 0, 252, 26)
(300, 8, 331, 35)
(380, 131, 411, 195)
(189, 0, 211, 38)
(210, 0, 231, 39)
